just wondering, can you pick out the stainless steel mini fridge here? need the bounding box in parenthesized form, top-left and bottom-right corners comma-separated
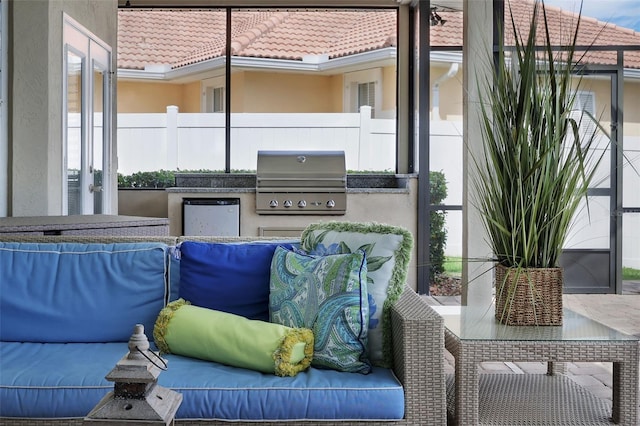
(182, 198, 240, 236)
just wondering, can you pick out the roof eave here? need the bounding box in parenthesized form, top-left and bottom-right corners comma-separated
(117, 47, 397, 82)
(626, 68, 640, 80)
(117, 48, 640, 82)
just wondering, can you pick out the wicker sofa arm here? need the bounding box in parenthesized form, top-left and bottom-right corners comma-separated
(390, 286, 446, 426)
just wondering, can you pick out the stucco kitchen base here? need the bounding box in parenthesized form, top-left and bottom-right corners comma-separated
(166, 175, 418, 290)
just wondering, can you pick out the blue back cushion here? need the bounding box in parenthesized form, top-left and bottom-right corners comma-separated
(178, 241, 295, 321)
(0, 242, 168, 343)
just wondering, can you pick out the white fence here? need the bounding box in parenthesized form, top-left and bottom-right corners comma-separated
(115, 107, 640, 268)
(117, 106, 395, 174)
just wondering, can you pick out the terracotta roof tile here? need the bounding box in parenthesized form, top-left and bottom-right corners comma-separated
(118, 9, 226, 70)
(501, 1, 640, 68)
(117, 1, 640, 71)
(118, 9, 397, 69)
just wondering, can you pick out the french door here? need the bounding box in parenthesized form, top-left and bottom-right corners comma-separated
(63, 15, 112, 215)
(561, 67, 622, 294)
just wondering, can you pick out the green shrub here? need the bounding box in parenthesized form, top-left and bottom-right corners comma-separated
(118, 170, 177, 188)
(117, 169, 218, 188)
(429, 171, 448, 281)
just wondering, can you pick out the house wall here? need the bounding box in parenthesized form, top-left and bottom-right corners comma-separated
(623, 81, 640, 136)
(117, 66, 398, 115)
(10, 0, 117, 216)
(430, 66, 640, 138)
(238, 71, 338, 113)
(382, 64, 397, 114)
(183, 81, 200, 112)
(118, 80, 200, 113)
(118, 81, 184, 112)
(231, 72, 245, 112)
(430, 64, 464, 120)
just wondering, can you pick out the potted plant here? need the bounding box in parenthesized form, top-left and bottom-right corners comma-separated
(472, 0, 606, 325)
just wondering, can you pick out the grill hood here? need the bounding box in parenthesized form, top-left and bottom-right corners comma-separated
(256, 150, 347, 215)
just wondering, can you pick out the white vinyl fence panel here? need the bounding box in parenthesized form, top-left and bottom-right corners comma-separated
(113, 106, 640, 268)
(117, 106, 392, 173)
(117, 113, 168, 174)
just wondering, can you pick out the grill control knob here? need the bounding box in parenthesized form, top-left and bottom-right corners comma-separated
(327, 200, 336, 208)
(283, 200, 293, 208)
(298, 200, 307, 208)
(269, 200, 278, 208)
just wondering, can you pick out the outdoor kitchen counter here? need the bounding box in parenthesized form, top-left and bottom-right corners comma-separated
(166, 174, 419, 289)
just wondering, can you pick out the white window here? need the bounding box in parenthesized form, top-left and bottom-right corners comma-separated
(202, 76, 225, 113)
(344, 68, 382, 118)
(573, 90, 596, 136)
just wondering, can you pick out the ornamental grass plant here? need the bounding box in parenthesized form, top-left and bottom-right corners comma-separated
(473, 1, 607, 323)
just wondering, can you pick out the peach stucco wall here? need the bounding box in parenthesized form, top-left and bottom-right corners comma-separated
(237, 72, 339, 113)
(117, 69, 392, 114)
(117, 66, 639, 141)
(427, 64, 640, 135)
(382, 65, 397, 113)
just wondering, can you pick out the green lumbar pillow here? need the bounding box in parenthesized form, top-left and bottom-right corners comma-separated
(154, 299, 313, 377)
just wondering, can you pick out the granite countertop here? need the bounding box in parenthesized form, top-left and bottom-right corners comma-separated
(168, 173, 415, 194)
(166, 187, 409, 194)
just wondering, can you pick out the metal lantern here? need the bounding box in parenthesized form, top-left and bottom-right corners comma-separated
(84, 324, 182, 425)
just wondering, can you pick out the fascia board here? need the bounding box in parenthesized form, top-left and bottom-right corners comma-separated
(118, 48, 639, 82)
(117, 48, 397, 81)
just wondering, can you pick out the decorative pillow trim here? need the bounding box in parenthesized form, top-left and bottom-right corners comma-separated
(301, 221, 413, 368)
(153, 297, 188, 354)
(274, 328, 314, 377)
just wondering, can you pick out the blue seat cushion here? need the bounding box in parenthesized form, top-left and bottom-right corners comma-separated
(0, 342, 404, 421)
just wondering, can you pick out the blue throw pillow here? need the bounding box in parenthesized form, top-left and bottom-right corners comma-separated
(270, 246, 371, 374)
(301, 221, 413, 368)
(178, 241, 295, 321)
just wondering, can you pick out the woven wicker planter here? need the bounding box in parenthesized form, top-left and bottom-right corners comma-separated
(494, 265, 563, 326)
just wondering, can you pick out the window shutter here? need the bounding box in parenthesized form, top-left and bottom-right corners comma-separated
(357, 81, 376, 117)
(205, 86, 225, 113)
(573, 91, 596, 136)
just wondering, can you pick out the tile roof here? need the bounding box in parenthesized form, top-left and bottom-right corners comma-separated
(500, 0, 640, 68)
(118, 9, 397, 70)
(117, 0, 640, 72)
(118, 9, 226, 70)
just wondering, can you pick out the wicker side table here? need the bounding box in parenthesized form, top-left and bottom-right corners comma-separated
(433, 306, 639, 425)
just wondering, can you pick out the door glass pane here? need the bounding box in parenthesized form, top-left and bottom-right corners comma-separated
(93, 65, 105, 213)
(623, 213, 640, 290)
(116, 8, 398, 176)
(564, 196, 611, 250)
(117, 8, 227, 176)
(66, 50, 83, 215)
(622, 58, 640, 290)
(229, 8, 397, 172)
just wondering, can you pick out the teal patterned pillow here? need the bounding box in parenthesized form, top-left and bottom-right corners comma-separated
(269, 246, 371, 374)
(301, 221, 413, 368)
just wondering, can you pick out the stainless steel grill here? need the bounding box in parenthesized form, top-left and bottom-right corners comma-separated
(256, 150, 347, 215)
